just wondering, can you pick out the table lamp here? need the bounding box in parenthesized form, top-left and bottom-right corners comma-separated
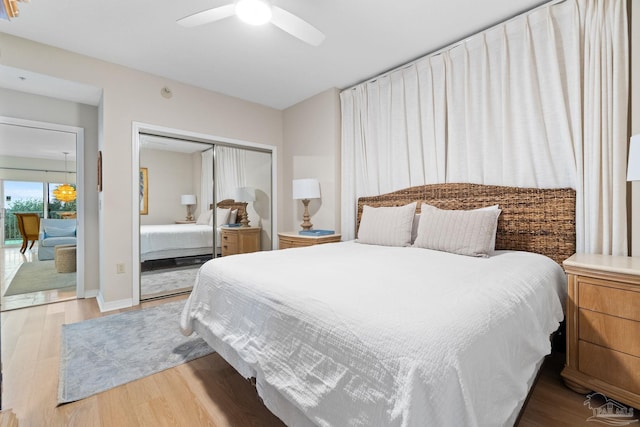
(627, 135, 640, 181)
(181, 194, 197, 221)
(292, 178, 320, 230)
(235, 187, 256, 227)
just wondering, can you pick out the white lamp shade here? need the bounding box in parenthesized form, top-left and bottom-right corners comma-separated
(181, 194, 196, 205)
(235, 186, 256, 202)
(292, 178, 321, 200)
(628, 135, 640, 181)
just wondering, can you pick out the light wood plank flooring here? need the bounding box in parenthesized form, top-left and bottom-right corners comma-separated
(1, 247, 76, 312)
(2, 294, 634, 426)
(3, 247, 636, 426)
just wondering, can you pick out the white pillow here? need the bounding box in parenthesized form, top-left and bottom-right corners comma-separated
(411, 213, 421, 243)
(215, 207, 231, 227)
(196, 209, 213, 225)
(228, 209, 238, 224)
(413, 203, 501, 257)
(357, 202, 416, 247)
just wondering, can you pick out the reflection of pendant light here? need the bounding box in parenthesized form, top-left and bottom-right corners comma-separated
(53, 152, 77, 203)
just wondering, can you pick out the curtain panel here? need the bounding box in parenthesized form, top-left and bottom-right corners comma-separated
(214, 145, 247, 202)
(340, 0, 628, 255)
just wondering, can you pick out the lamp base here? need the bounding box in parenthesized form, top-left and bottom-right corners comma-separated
(300, 199, 313, 231)
(240, 211, 251, 227)
(185, 205, 194, 222)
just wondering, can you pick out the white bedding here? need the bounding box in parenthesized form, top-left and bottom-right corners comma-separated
(181, 241, 566, 426)
(140, 224, 214, 261)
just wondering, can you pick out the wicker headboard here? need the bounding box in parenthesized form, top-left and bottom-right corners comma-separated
(357, 183, 576, 265)
(215, 199, 246, 224)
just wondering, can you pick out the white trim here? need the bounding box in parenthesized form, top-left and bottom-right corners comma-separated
(96, 290, 132, 312)
(0, 116, 86, 298)
(131, 121, 278, 306)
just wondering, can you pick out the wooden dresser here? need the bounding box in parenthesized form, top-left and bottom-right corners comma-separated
(221, 226, 260, 256)
(278, 232, 341, 249)
(562, 254, 640, 409)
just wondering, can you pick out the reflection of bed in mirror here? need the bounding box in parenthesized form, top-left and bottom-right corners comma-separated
(140, 199, 247, 262)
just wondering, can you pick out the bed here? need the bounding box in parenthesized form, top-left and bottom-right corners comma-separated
(180, 183, 576, 426)
(140, 199, 247, 262)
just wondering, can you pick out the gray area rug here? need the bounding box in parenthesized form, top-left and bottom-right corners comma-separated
(58, 300, 213, 404)
(4, 260, 75, 296)
(141, 266, 199, 297)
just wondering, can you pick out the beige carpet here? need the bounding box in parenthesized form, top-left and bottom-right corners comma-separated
(4, 261, 76, 296)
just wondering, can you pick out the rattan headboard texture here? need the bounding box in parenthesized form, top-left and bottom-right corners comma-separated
(357, 183, 576, 265)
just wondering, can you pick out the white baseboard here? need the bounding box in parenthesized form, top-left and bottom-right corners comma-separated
(83, 289, 99, 298)
(96, 291, 133, 313)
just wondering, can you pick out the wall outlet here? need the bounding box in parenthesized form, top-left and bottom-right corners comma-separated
(116, 263, 125, 274)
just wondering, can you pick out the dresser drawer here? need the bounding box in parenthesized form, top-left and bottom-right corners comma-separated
(579, 310, 640, 355)
(579, 341, 640, 395)
(221, 231, 238, 245)
(221, 242, 237, 257)
(579, 281, 640, 321)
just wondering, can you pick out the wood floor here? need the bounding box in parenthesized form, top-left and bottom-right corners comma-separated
(1, 247, 76, 312)
(2, 295, 633, 427)
(2, 247, 636, 426)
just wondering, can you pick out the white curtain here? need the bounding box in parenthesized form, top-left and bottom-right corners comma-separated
(340, 0, 628, 256)
(215, 145, 246, 201)
(201, 149, 214, 211)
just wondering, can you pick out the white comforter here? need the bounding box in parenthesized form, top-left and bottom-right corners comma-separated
(181, 241, 566, 427)
(140, 224, 214, 256)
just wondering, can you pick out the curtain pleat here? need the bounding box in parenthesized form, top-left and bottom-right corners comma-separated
(340, 0, 628, 256)
(214, 146, 246, 202)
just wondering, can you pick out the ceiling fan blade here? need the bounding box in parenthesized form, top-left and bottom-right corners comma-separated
(270, 6, 325, 46)
(177, 4, 236, 28)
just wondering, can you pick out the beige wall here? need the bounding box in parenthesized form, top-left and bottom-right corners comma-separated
(0, 33, 285, 309)
(283, 88, 341, 233)
(139, 148, 199, 225)
(632, 1, 640, 256)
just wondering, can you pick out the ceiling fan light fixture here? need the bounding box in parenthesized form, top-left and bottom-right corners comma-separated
(236, 0, 272, 25)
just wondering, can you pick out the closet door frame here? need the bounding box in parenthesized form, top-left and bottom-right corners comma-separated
(131, 121, 277, 305)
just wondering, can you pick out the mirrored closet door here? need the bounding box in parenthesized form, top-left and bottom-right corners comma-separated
(138, 134, 273, 301)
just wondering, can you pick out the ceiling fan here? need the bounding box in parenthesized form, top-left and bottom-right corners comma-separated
(177, 0, 325, 46)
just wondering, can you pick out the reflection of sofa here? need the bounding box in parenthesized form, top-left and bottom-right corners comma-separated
(38, 219, 77, 261)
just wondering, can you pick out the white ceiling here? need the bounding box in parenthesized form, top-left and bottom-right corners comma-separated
(0, 122, 76, 161)
(0, 0, 547, 110)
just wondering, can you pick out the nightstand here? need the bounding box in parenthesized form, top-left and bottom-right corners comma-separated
(278, 231, 341, 249)
(562, 254, 640, 409)
(221, 226, 260, 256)
(175, 220, 196, 224)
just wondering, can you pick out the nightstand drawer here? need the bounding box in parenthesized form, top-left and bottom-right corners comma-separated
(579, 281, 640, 321)
(579, 341, 640, 395)
(579, 310, 640, 355)
(222, 231, 238, 245)
(221, 242, 237, 256)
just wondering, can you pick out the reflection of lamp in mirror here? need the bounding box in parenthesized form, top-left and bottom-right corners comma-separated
(627, 135, 640, 181)
(293, 178, 320, 230)
(235, 187, 256, 227)
(181, 194, 197, 221)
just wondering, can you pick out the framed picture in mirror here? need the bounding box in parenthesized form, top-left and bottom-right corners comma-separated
(140, 167, 148, 215)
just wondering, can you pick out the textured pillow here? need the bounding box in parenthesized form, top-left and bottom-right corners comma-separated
(44, 226, 75, 238)
(215, 207, 231, 227)
(229, 209, 238, 224)
(357, 202, 416, 247)
(413, 203, 501, 257)
(411, 213, 421, 243)
(196, 209, 213, 225)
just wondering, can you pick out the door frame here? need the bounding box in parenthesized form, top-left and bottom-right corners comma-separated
(131, 121, 278, 305)
(0, 116, 85, 297)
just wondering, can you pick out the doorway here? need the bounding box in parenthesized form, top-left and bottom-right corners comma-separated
(0, 116, 85, 310)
